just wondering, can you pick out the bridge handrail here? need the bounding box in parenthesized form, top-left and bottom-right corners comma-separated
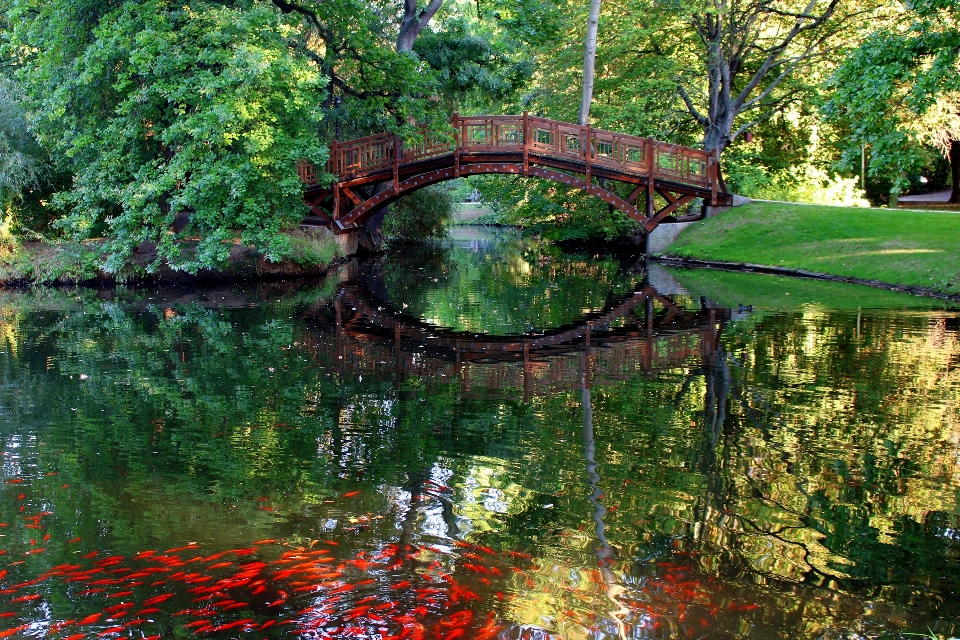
(304, 113, 719, 193)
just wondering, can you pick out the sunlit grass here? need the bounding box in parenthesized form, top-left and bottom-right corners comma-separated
(667, 202, 960, 296)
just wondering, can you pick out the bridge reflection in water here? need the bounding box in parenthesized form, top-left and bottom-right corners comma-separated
(300, 275, 729, 403)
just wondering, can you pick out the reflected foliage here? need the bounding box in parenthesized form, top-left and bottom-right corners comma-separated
(0, 243, 957, 637)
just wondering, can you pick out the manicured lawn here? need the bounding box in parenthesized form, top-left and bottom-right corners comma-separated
(667, 202, 960, 296)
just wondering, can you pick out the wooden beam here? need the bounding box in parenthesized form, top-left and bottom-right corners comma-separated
(340, 186, 363, 206)
(655, 188, 679, 204)
(626, 184, 645, 205)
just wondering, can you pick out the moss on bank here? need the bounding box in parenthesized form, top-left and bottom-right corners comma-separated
(666, 202, 960, 296)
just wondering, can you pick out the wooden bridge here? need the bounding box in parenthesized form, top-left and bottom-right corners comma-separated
(298, 113, 732, 235)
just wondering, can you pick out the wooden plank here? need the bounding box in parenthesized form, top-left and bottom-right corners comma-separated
(340, 186, 363, 206)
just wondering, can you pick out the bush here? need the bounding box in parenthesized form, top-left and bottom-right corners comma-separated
(383, 184, 453, 241)
(726, 160, 870, 207)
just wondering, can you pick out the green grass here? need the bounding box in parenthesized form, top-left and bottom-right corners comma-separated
(667, 202, 960, 296)
(286, 228, 341, 267)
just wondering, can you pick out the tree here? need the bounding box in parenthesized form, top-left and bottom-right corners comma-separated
(0, 77, 42, 229)
(578, 0, 602, 125)
(398, 0, 447, 53)
(665, 0, 874, 153)
(5, 0, 326, 272)
(823, 0, 960, 202)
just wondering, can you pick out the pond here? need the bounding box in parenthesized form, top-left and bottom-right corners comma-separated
(0, 228, 957, 639)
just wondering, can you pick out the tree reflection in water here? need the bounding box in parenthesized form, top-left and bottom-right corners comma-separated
(0, 238, 956, 638)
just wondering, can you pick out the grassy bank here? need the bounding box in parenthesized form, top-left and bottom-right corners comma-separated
(452, 203, 495, 225)
(0, 229, 342, 286)
(666, 202, 960, 296)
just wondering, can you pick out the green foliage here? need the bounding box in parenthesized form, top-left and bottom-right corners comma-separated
(415, 13, 534, 111)
(473, 175, 642, 244)
(725, 149, 870, 207)
(286, 228, 342, 267)
(383, 184, 454, 241)
(0, 241, 102, 284)
(5, 0, 327, 273)
(0, 77, 41, 205)
(822, 1, 960, 195)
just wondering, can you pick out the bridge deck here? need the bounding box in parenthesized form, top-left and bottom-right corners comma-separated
(300, 114, 732, 233)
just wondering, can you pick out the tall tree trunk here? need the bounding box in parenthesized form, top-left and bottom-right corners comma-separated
(578, 0, 602, 126)
(397, 0, 445, 53)
(950, 139, 960, 204)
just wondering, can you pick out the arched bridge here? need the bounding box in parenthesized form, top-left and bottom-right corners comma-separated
(298, 113, 732, 235)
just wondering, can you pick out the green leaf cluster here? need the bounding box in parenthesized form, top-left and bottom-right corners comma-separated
(5, 0, 327, 272)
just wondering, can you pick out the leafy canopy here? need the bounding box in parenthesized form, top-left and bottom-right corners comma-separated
(6, 0, 326, 272)
(823, 0, 960, 194)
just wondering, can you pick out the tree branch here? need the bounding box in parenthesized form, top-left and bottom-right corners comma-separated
(732, 0, 841, 113)
(678, 84, 709, 126)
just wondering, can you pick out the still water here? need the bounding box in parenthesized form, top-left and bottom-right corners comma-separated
(0, 228, 957, 639)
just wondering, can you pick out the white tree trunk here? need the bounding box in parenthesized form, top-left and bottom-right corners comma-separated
(578, 0, 602, 126)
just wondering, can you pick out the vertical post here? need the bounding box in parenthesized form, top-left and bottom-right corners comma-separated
(584, 123, 592, 187)
(453, 112, 461, 178)
(522, 111, 530, 176)
(332, 140, 341, 222)
(646, 140, 655, 220)
(393, 134, 400, 195)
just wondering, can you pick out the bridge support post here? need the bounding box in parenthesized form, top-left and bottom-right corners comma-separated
(336, 231, 359, 256)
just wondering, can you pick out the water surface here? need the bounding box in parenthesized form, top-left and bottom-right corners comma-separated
(0, 229, 957, 639)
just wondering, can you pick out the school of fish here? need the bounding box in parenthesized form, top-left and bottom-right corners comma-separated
(0, 471, 758, 638)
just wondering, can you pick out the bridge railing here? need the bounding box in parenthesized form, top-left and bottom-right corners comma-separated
(305, 113, 718, 193)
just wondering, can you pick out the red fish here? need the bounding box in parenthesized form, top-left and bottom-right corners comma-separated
(143, 593, 175, 606)
(104, 603, 133, 615)
(11, 594, 41, 602)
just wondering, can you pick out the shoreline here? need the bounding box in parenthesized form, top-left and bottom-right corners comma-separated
(654, 256, 960, 303)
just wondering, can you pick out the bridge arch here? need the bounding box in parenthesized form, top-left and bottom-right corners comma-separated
(299, 114, 731, 238)
(335, 165, 646, 231)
